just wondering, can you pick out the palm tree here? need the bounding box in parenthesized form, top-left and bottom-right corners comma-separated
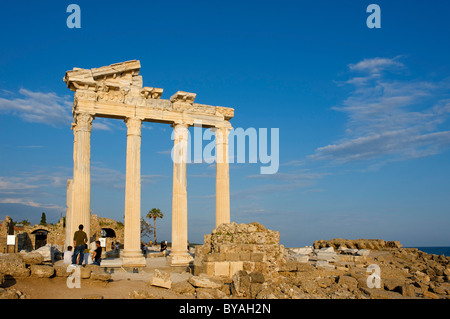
(146, 208, 164, 244)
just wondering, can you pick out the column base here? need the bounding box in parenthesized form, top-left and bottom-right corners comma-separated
(122, 250, 146, 267)
(169, 251, 193, 267)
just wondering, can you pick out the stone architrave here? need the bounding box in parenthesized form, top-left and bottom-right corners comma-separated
(214, 126, 231, 228)
(122, 117, 146, 267)
(71, 112, 93, 244)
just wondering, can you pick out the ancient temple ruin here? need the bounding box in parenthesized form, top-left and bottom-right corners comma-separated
(63, 60, 234, 267)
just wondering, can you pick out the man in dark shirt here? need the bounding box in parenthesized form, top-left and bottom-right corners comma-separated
(72, 224, 87, 265)
(92, 240, 102, 266)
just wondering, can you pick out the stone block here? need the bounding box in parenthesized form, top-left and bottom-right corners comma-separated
(337, 275, 358, 291)
(295, 255, 309, 263)
(250, 283, 264, 299)
(150, 276, 171, 289)
(80, 267, 91, 279)
(54, 264, 70, 277)
(383, 278, 404, 291)
(20, 252, 44, 265)
(0, 254, 29, 278)
(401, 284, 416, 297)
(250, 253, 265, 262)
(90, 271, 111, 281)
(218, 244, 236, 254)
(360, 287, 403, 299)
(204, 262, 215, 276)
(149, 269, 171, 289)
(229, 261, 244, 278)
(250, 271, 265, 284)
(196, 287, 227, 299)
(172, 281, 196, 294)
(225, 253, 240, 261)
(30, 265, 54, 278)
(238, 253, 250, 261)
(35, 245, 54, 262)
(214, 262, 230, 277)
(243, 261, 255, 272)
(357, 249, 371, 256)
(189, 275, 224, 289)
(315, 260, 336, 270)
(231, 270, 251, 297)
(253, 262, 269, 274)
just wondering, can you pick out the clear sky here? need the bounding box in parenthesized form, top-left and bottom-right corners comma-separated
(0, 0, 449, 247)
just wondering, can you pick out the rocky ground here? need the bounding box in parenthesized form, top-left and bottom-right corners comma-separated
(1, 241, 449, 300)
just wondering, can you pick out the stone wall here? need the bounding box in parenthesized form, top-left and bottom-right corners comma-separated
(0, 215, 124, 253)
(0, 217, 14, 253)
(194, 222, 286, 279)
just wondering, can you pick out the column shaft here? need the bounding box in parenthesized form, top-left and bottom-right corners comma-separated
(123, 117, 146, 267)
(64, 179, 73, 250)
(171, 123, 192, 266)
(215, 127, 231, 228)
(71, 113, 93, 244)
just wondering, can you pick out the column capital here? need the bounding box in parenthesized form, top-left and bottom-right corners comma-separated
(171, 121, 190, 129)
(125, 117, 143, 136)
(74, 112, 94, 132)
(212, 126, 231, 145)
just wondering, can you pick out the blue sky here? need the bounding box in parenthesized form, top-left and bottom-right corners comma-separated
(0, 1, 449, 247)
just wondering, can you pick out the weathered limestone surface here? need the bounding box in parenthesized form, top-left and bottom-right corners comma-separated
(30, 265, 54, 278)
(194, 222, 286, 279)
(0, 254, 30, 278)
(149, 269, 172, 289)
(313, 238, 402, 250)
(20, 252, 44, 265)
(189, 274, 224, 289)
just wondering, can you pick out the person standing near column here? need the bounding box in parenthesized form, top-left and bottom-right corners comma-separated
(72, 224, 87, 265)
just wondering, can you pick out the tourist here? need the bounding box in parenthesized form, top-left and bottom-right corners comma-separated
(83, 244, 92, 265)
(111, 241, 115, 251)
(141, 242, 147, 256)
(92, 240, 102, 266)
(72, 224, 87, 265)
(63, 246, 73, 265)
(160, 240, 167, 252)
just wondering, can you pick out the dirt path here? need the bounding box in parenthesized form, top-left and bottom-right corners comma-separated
(8, 275, 190, 299)
(5, 256, 193, 299)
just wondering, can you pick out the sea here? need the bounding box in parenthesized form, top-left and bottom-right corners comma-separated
(409, 247, 450, 257)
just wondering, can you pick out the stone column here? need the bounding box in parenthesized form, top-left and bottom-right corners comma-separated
(71, 112, 93, 244)
(64, 179, 73, 250)
(214, 126, 231, 228)
(122, 117, 146, 267)
(170, 122, 193, 266)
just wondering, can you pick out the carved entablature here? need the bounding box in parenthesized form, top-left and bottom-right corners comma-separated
(215, 106, 235, 120)
(141, 87, 163, 99)
(64, 60, 235, 124)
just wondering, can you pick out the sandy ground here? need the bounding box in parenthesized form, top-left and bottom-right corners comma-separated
(4, 256, 194, 299)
